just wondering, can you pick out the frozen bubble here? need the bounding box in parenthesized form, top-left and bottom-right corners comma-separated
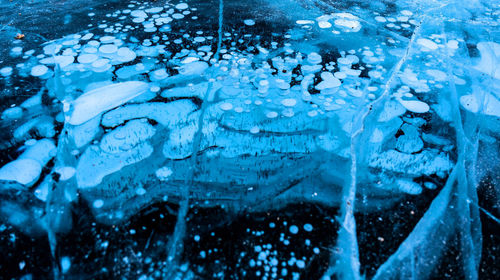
(307, 52, 322, 64)
(24, 50, 35, 56)
(368, 70, 382, 79)
(55, 166, 76, 181)
(100, 36, 116, 43)
(220, 102, 233, 111)
(156, 166, 173, 181)
(92, 58, 109, 68)
(131, 10, 147, 18)
(250, 126, 260, 134)
(335, 99, 346, 105)
(99, 44, 118, 54)
(0, 67, 13, 77)
(345, 68, 361, 77)
(69, 81, 149, 125)
(318, 21, 332, 28)
(31, 65, 49, 77)
(296, 260, 305, 268)
(397, 16, 409, 22)
(144, 27, 157, 33)
(424, 182, 437, 190)
(460, 93, 500, 117)
(401, 10, 413, 16)
(303, 224, 313, 232)
(83, 46, 98, 53)
(398, 98, 430, 113)
(11, 47, 23, 54)
(337, 55, 358, 65)
(136, 188, 147, 195)
(0, 159, 41, 185)
(25, 140, 38, 147)
(93, 199, 104, 208)
(266, 111, 278, 118)
(61, 257, 71, 274)
(334, 71, 347, 79)
(244, 19, 256, 26)
(43, 44, 61, 55)
(88, 40, 100, 47)
(281, 98, 297, 107)
(176, 3, 189, 10)
(172, 13, 184, 19)
(282, 108, 295, 117)
(475, 42, 500, 79)
(460, 95, 479, 113)
(289, 225, 299, 234)
(316, 72, 341, 90)
(54, 56, 74, 67)
(62, 48, 77, 56)
(81, 33, 93, 40)
(179, 61, 208, 75)
(296, 20, 315, 25)
(333, 13, 361, 32)
(181, 57, 199, 64)
(446, 40, 459, 50)
(117, 47, 136, 62)
(145, 7, 163, 13)
(396, 179, 422, 195)
(151, 68, 169, 80)
(426, 69, 447, 82)
(133, 17, 145, 23)
(375, 16, 386, 22)
(307, 110, 318, 117)
(91, 58, 111, 72)
(2, 107, 22, 119)
(77, 53, 98, 64)
(150, 85, 160, 93)
(275, 78, 290, 90)
(417, 38, 438, 51)
(194, 36, 206, 43)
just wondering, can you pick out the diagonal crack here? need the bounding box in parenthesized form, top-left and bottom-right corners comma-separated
(324, 15, 424, 280)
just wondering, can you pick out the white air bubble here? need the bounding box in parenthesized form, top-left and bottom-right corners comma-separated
(30, 65, 48, 77)
(93, 199, 104, 208)
(266, 111, 278, 118)
(99, 44, 118, 54)
(176, 3, 189, 10)
(244, 19, 256, 26)
(220, 102, 233, 111)
(281, 98, 297, 107)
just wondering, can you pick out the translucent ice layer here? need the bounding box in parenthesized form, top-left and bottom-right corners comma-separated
(0, 0, 498, 279)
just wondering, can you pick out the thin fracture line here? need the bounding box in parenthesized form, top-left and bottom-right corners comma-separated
(215, 0, 224, 61)
(479, 206, 500, 224)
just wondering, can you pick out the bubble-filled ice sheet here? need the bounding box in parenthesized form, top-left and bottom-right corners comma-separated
(0, 0, 499, 279)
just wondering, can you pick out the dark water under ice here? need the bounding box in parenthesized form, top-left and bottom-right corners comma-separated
(0, 0, 499, 279)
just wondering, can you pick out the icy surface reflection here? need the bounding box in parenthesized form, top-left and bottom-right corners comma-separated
(0, 0, 499, 279)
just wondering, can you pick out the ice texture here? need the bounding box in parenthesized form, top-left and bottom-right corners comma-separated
(0, 0, 498, 279)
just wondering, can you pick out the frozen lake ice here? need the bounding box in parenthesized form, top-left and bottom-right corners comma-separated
(0, 0, 499, 279)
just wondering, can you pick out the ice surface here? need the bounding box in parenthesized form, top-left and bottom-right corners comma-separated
(0, 0, 498, 279)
